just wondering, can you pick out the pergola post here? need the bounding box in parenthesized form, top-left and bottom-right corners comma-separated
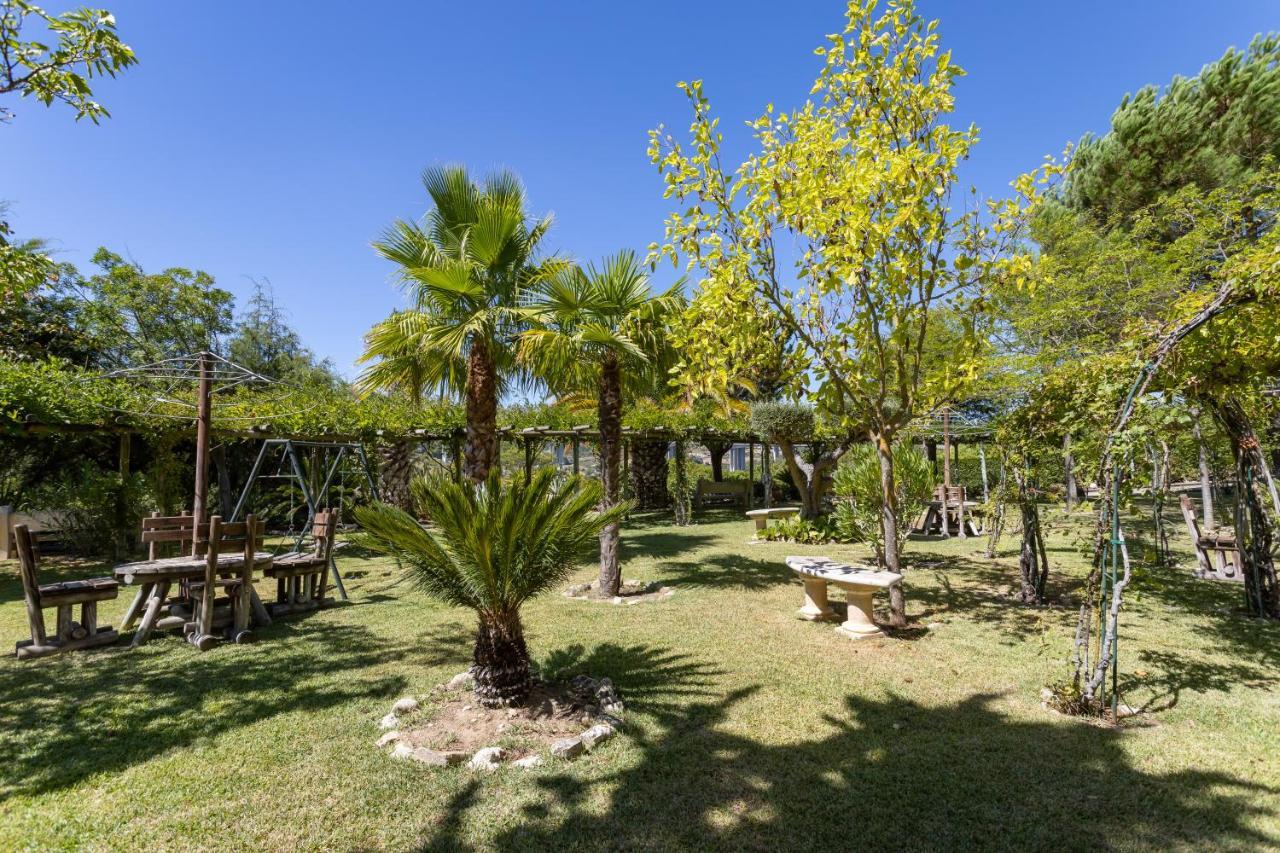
(979, 442, 989, 503)
(572, 436, 580, 476)
(451, 434, 463, 484)
(748, 440, 755, 509)
(523, 438, 534, 486)
(941, 408, 951, 540)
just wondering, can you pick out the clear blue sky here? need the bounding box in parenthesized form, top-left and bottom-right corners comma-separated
(3, 1, 1275, 376)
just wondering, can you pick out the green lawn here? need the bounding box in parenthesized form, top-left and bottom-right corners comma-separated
(1, 510, 1276, 851)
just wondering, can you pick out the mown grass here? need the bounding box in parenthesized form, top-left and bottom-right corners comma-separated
(0, 508, 1276, 851)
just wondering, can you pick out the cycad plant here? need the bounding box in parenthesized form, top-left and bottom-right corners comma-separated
(364, 165, 564, 481)
(354, 468, 625, 707)
(520, 251, 684, 597)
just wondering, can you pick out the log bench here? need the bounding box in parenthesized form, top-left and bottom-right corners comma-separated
(785, 556, 902, 640)
(13, 525, 120, 660)
(746, 506, 800, 535)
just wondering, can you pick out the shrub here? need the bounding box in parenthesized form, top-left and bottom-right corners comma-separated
(831, 444, 934, 564)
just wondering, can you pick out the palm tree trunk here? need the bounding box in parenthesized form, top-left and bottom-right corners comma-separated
(464, 341, 500, 483)
(472, 612, 532, 707)
(629, 438, 671, 510)
(595, 354, 623, 598)
(378, 440, 415, 513)
(875, 432, 907, 628)
(705, 440, 730, 482)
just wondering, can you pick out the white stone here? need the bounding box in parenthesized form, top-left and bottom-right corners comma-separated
(391, 742, 415, 759)
(378, 713, 400, 730)
(392, 697, 420, 716)
(408, 747, 450, 766)
(377, 731, 402, 747)
(467, 746, 507, 772)
(1116, 703, 1140, 719)
(580, 723, 615, 749)
(447, 671, 475, 691)
(513, 754, 544, 769)
(551, 737, 585, 759)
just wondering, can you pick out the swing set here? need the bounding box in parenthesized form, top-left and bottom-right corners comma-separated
(229, 439, 380, 601)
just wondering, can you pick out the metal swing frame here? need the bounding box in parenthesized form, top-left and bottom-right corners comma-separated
(230, 439, 380, 601)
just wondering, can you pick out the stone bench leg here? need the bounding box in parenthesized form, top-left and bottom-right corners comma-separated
(797, 578, 836, 621)
(754, 517, 768, 534)
(836, 587, 885, 640)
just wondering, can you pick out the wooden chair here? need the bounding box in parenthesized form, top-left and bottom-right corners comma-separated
(185, 515, 264, 650)
(13, 524, 119, 660)
(1179, 495, 1243, 583)
(264, 508, 338, 616)
(140, 511, 197, 559)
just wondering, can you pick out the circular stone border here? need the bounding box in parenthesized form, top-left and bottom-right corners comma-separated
(562, 579, 674, 605)
(374, 672, 627, 772)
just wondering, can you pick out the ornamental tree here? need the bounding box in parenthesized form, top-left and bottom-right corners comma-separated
(650, 0, 1024, 625)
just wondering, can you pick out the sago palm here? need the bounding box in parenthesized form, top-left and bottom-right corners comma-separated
(355, 468, 624, 707)
(520, 251, 684, 597)
(367, 165, 564, 481)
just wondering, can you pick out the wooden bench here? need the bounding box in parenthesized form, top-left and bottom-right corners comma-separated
(264, 508, 338, 616)
(695, 479, 750, 510)
(13, 525, 119, 660)
(785, 556, 902, 640)
(1179, 495, 1242, 583)
(746, 506, 800, 535)
(1, 507, 70, 559)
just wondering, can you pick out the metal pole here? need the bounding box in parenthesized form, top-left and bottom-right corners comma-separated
(748, 440, 755, 510)
(572, 437, 580, 476)
(230, 440, 272, 522)
(192, 351, 213, 555)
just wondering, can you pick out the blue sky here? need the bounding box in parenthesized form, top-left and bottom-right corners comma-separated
(2, 1, 1275, 376)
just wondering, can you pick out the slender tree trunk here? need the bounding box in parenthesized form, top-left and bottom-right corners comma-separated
(778, 440, 835, 519)
(594, 355, 623, 598)
(1063, 432, 1078, 512)
(1015, 465, 1047, 604)
(1194, 417, 1214, 527)
(471, 613, 532, 707)
(672, 439, 691, 526)
(464, 341, 500, 483)
(874, 432, 907, 628)
(629, 439, 671, 510)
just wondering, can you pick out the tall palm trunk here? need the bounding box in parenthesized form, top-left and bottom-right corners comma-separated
(472, 612, 532, 707)
(464, 341, 500, 483)
(378, 440, 415, 513)
(595, 353, 623, 598)
(875, 432, 907, 627)
(629, 439, 671, 509)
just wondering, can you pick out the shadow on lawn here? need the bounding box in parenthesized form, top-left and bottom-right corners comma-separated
(0, 619, 411, 798)
(423, 687, 1279, 851)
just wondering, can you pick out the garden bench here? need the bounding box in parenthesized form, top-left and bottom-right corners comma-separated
(746, 506, 800, 535)
(785, 555, 902, 640)
(264, 508, 339, 616)
(695, 479, 750, 510)
(13, 524, 120, 660)
(1178, 495, 1242, 583)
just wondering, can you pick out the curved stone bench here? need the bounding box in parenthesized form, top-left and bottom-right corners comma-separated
(785, 556, 902, 640)
(745, 506, 800, 534)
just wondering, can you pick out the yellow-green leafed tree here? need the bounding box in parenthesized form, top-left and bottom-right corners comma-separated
(649, 0, 1027, 624)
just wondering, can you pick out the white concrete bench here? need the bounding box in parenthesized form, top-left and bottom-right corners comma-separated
(785, 556, 902, 640)
(745, 506, 800, 534)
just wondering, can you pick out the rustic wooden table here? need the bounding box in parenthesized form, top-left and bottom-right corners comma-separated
(113, 552, 274, 647)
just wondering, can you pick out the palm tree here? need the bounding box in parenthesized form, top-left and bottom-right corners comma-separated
(355, 469, 624, 707)
(368, 165, 563, 482)
(520, 251, 684, 597)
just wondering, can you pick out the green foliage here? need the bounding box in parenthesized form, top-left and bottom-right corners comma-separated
(0, 0, 136, 123)
(831, 444, 934, 560)
(24, 461, 149, 556)
(227, 280, 337, 386)
(1066, 34, 1280, 223)
(759, 515, 839, 544)
(750, 402, 813, 444)
(353, 468, 625, 617)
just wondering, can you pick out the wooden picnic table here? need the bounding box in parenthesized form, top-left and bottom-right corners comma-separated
(113, 552, 274, 647)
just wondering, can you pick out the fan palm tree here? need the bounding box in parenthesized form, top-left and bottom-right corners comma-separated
(355, 468, 624, 707)
(366, 165, 564, 481)
(520, 251, 684, 597)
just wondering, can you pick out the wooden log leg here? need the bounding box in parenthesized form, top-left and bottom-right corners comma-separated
(290, 576, 301, 606)
(276, 577, 286, 604)
(131, 581, 171, 648)
(57, 605, 74, 641)
(82, 601, 98, 635)
(797, 578, 836, 621)
(231, 570, 253, 643)
(317, 562, 330, 606)
(119, 582, 153, 631)
(249, 586, 272, 626)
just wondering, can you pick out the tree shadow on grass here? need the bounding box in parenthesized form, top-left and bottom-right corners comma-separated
(0, 620, 411, 798)
(621, 531, 716, 562)
(1123, 647, 1279, 714)
(656, 552, 793, 592)
(424, 687, 1279, 851)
